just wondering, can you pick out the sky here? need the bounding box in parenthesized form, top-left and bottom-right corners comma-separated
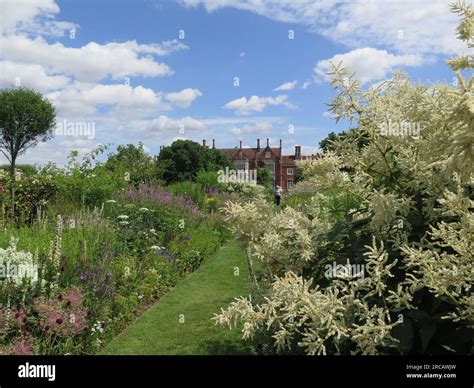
(0, 0, 471, 166)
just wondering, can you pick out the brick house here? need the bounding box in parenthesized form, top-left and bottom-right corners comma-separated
(204, 138, 303, 191)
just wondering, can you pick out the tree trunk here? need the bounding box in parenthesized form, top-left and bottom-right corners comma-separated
(10, 156, 16, 219)
(10, 156, 16, 183)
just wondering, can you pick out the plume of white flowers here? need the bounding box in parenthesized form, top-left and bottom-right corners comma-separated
(215, 2, 473, 354)
(0, 237, 39, 285)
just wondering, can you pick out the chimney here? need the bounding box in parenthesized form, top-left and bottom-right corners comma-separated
(266, 138, 269, 147)
(257, 139, 260, 150)
(212, 139, 215, 149)
(295, 145, 301, 159)
(202, 139, 206, 147)
(239, 140, 242, 149)
(279, 139, 282, 149)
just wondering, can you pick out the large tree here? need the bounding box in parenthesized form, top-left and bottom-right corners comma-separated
(104, 142, 158, 187)
(158, 139, 231, 184)
(0, 89, 56, 181)
(319, 129, 369, 152)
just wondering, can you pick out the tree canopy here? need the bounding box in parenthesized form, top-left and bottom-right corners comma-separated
(158, 140, 231, 184)
(104, 143, 157, 187)
(0, 88, 55, 180)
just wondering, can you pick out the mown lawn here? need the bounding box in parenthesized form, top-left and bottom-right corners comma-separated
(101, 239, 253, 355)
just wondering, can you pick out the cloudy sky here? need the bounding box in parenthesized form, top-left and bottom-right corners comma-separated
(0, 0, 470, 165)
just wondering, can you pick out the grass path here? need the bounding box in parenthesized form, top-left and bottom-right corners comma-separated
(101, 239, 252, 355)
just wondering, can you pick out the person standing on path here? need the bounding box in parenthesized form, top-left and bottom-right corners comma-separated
(275, 185, 283, 206)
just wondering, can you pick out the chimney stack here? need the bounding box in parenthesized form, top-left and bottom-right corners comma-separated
(279, 139, 282, 149)
(239, 140, 242, 149)
(295, 145, 301, 159)
(202, 139, 206, 147)
(266, 138, 269, 147)
(212, 139, 215, 149)
(257, 139, 260, 150)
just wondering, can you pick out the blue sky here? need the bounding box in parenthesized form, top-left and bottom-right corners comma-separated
(0, 0, 470, 165)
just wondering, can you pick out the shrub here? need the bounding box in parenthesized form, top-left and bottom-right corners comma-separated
(214, 3, 473, 355)
(0, 172, 57, 224)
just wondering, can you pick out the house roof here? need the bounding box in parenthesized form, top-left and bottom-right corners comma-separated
(281, 156, 298, 165)
(213, 140, 319, 167)
(218, 146, 282, 161)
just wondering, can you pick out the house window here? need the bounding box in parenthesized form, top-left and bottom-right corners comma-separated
(287, 168, 294, 175)
(287, 179, 294, 189)
(234, 160, 246, 170)
(265, 152, 271, 158)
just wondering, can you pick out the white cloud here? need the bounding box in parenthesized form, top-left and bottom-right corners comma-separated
(321, 1, 466, 56)
(41, 83, 202, 119)
(0, 35, 184, 82)
(314, 47, 423, 84)
(0, 60, 71, 92)
(229, 122, 272, 136)
(0, 1, 193, 121)
(179, 0, 467, 56)
(200, 116, 285, 127)
(45, 83, 172, 117)
(141, 115, 207, 135)
(81, 84, 165, 107)
(0, 0, 76, 36)
(165, 88, 202, 108)
(273, 80, 297, 91)
(14, 137, 97, 166)
(224, 95, 295, 115)
(301, 80, 312, 89)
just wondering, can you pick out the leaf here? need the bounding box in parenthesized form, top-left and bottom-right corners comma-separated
(406, 309, 430, 321)
(392, 318, 413, 353)
(420, 320, 437, 352)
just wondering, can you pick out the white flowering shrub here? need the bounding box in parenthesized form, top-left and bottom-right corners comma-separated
(0, 238, 38, 285)
(215, 2, 473, 355)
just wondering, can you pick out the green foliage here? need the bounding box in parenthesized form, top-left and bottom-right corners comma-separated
(0, 164, 38, 177)
(0, 89, 55, 178)
(319, 129, 369, 153)
(0, 170, 57, 224)
(256, 165, 272, 189)
(104, 143, 159, 188)
(195, 170, 224, 190)
(166, 181, 207, 209)
(47, 147, 120, 207)
(102, 239, 251, 355)
(0, 195, 228, 354)
(168, 218, 227, 274)
(158, 140, 231, 184)
(215, 4, 474, 355)
(0, 138, 230, 354)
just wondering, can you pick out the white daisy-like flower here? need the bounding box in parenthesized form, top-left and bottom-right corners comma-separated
(117, 214, 129, 220)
